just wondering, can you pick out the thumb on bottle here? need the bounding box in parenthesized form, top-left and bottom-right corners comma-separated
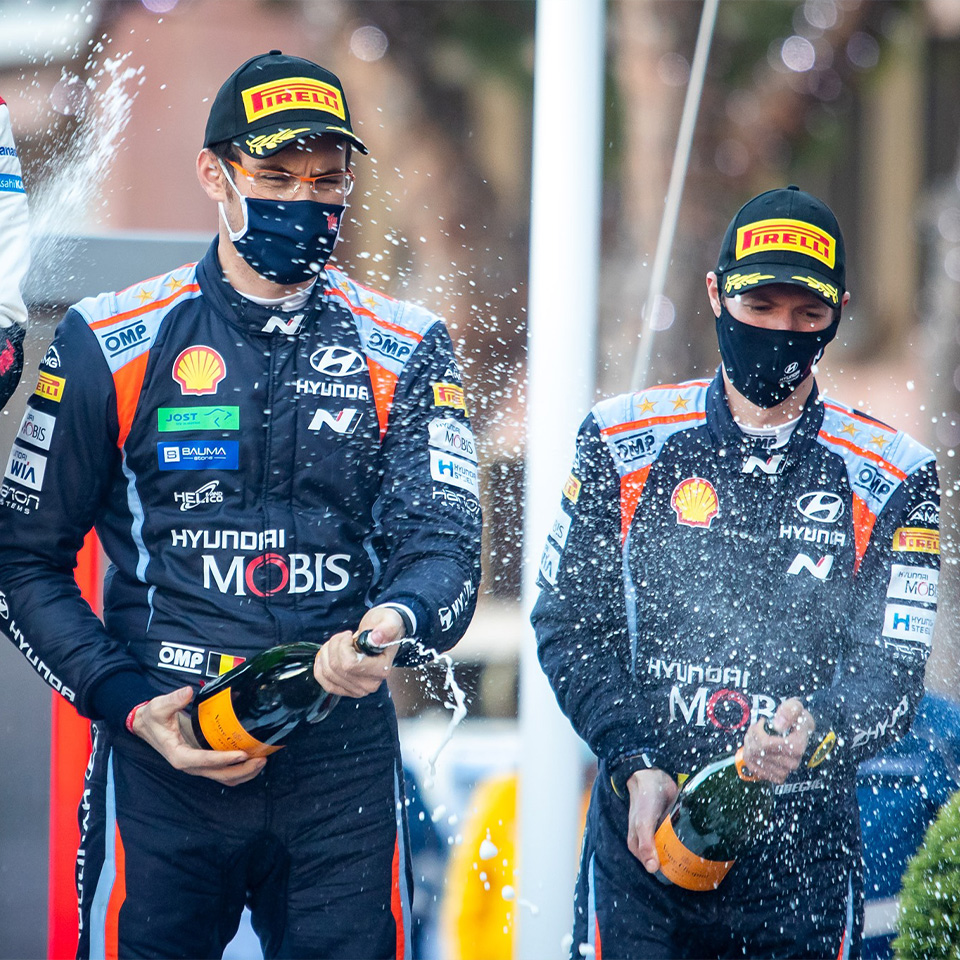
(174, 685, 195, 707)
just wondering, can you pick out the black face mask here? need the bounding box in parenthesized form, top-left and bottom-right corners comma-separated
(716, 302, 839, 408)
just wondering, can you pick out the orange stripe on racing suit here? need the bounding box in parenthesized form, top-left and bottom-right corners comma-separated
(88, 283, 200, 331)
(112, 351, 150, 450)
(620, 466, 651, 544)
(391, 834, 406, 959)
(367, 357, 399, 442)
(817, 430, 907, 482)
(595, 915, 603, 959)
(325, 286, 425, 345)
(104, 821, 127, 960)
(851, 493, 877, 575)
(601, 411, 705, 437)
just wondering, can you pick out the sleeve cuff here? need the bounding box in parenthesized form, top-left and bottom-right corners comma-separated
(88, 671, 159, 730)
(608, 752, 660, 800)
(376, 602, 417, 638)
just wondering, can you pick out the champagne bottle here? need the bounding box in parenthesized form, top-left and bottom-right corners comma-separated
(654, 748, 772, 891)
(189, 632, 383, 757)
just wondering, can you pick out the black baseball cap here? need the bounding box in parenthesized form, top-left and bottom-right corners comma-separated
(716, 185, 845, 308)
(203, 50, 368, 158)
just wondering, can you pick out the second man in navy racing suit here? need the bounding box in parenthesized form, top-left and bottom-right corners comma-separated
(533, 186, 938, 959)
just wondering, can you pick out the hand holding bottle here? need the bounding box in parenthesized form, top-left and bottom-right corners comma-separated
(626, 768, 679, 873)
(130, 685, 267, 786)
(741, 698, 814, 784)
(313, 605, 404, 698)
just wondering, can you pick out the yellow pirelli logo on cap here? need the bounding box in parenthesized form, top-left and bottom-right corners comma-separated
(242, 77, 346, 122)
(735, 218, 836, 269)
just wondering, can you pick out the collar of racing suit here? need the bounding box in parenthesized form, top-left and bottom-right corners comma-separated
(197, 239, 330, 337)
(705, 369, 826, 472)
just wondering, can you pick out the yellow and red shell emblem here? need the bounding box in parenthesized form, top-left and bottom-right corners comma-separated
(173, 346, 226, 396)
(671, 477, 719, 528)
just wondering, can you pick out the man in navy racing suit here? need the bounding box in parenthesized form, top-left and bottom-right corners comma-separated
(532, 186, 938, 959)
(0, 51, 481, 959)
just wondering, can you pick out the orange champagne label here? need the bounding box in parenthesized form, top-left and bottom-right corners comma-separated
(654, 815, 734, 891)
(196, 688, 282, 757)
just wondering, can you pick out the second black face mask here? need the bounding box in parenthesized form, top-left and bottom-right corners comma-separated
(716, 303, 839, 408)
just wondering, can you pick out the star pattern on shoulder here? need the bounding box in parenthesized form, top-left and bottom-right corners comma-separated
(840, 422, 859, 438)
(166, 276, 186, 293)
(671, 394, 690, 411)
(869, 433, 888, 449)
(136, 287, 152, 305)
(637, 397, 656, 415)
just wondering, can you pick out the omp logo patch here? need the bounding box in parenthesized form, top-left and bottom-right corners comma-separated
(35, 372, 65, 402)
(242, 77, 346, 122)
(97, 320, 149, 358)
(735, 218, 836, 268)
(158, 641, 205, 675)
(368, 329, 414, 361)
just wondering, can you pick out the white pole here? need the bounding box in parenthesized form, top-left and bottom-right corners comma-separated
(519, 0, 605, 957)
(629, 0, 720, 391)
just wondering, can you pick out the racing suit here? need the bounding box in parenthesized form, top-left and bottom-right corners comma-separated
(0, 95, 28, 408)
(0, 241, 482, 958)
(532, 374, 939, 959)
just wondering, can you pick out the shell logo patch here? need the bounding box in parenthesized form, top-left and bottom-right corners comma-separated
(173, 346, 226, 396)
(735, 218, 836, 268)
(671, 477, 719, 528)
(242, 77, 346, 122)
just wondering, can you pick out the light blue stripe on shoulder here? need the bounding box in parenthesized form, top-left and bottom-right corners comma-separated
(72, 263, 201, 376)
(324, 267, 441, 378)
(594, 380, 710, 475)
(819, 398, 935, 516)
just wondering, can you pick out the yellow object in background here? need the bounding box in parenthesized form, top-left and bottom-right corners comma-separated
(440, 773, 518, 960)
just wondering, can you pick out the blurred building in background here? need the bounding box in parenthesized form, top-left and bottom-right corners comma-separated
(1, 1, 959, 956)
